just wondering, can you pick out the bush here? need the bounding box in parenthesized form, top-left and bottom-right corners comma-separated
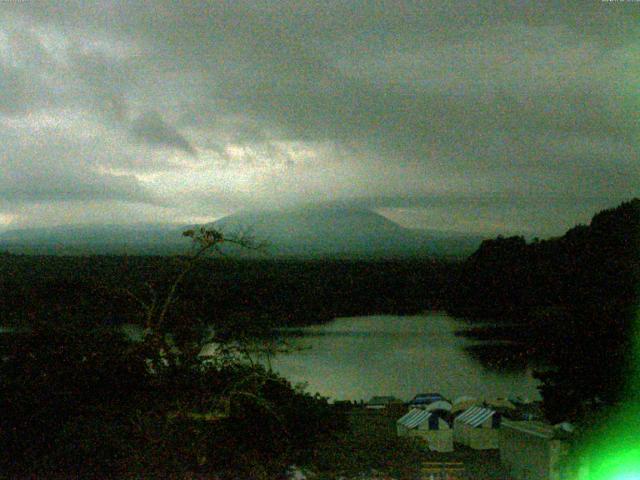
(0, 319, 347, 479)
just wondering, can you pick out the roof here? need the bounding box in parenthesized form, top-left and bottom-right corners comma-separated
(426, 400, 452, 412)
(397, 409, 444, 430)
(409, 392, 444, 405)
(502, 420, 569, 439)
(455, 406, 497, 427)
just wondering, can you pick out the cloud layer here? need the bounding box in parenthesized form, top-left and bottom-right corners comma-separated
(1, 1, 638, 234)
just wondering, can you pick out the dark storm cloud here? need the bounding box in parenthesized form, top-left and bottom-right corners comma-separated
(131, 111, 197, 156)
(1, 1, 638, 232)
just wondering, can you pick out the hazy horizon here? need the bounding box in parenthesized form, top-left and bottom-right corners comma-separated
(0, 201, 601, 238)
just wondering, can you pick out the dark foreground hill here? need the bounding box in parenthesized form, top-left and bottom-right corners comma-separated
(447, 198, 640, 424)
(448, 198, 640, 318)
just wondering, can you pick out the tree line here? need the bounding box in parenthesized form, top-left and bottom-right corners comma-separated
(0, 254, 454, 331)
(446, 198, 640, 424)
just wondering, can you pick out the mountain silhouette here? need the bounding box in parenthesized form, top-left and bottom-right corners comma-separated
(210, 206, 483, 258)
(0, 207, 484, 257)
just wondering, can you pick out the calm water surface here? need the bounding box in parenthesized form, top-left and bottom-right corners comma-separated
(268, 313, 540, 402)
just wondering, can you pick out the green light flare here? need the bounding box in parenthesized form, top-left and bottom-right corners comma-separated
(591, 445, 640, 479)
(573, 306, 640, 480)
(573, 407, 640, 479)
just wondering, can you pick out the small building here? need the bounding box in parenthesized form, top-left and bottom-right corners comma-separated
(425, 400, 454, 425)
(396, 408, 453, 452)
(453, 406, 501, 449)
(499, 420, 571, 480)
(365, 395, 402, 410)
(408, 392, 444, 408)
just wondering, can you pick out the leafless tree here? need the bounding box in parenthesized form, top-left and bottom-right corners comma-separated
(125, 226, 263, 372)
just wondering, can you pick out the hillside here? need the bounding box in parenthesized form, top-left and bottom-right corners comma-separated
(211, 206, 483, 258)
(0, 207, 484, 258)
(446, 198, 640, 423)
(447, 198, 640, 318)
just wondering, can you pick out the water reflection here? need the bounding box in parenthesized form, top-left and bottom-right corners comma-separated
(269, 313, 541, 402)
(118, 313, 542, 402)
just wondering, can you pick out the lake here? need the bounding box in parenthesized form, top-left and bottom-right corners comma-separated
(266, 313, 541, 402)
(118, 312, 541, 402)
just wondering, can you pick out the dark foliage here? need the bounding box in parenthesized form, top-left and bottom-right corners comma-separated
(447, 198, 640, 424)
(0, 318, 346, 478)
(0, 234, 457, 478)
(448, 199, 639, 319)
(0, 256, 455, 329)
(0, 318, 150, 477)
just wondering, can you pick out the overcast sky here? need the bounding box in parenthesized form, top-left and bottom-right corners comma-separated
(1, 1, 638, 235)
